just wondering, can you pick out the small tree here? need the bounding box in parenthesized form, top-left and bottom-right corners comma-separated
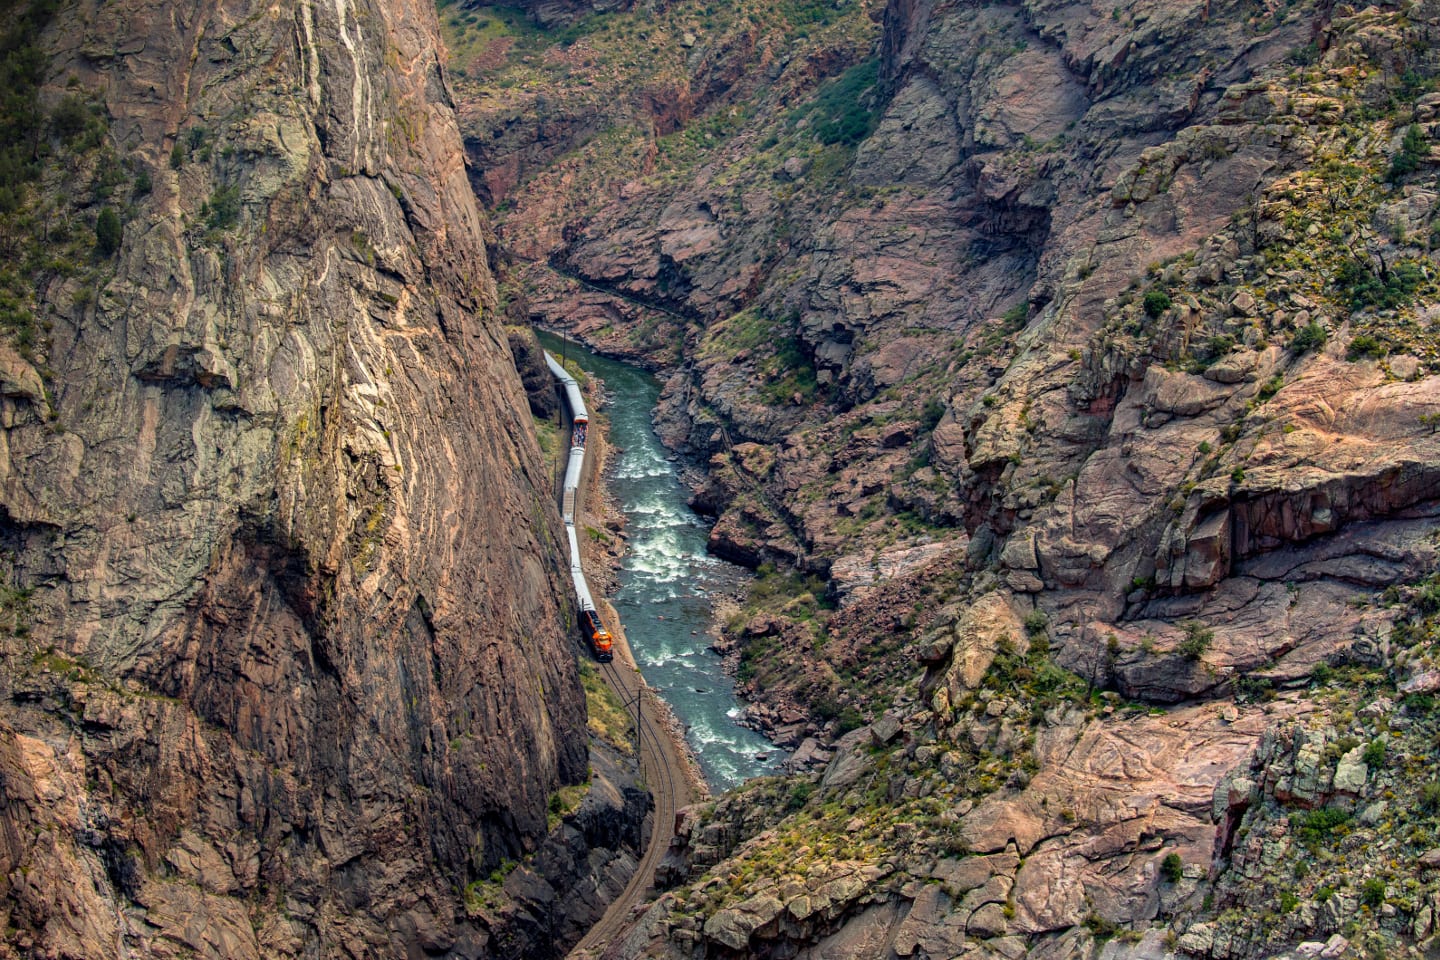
(1289, 322, 1327, 354)
(49, 94, 89, 144)
(1388, 124, 1427, 182)
(1177, 621, 1213, 660)
(1143, 290, 1172, 319)
(95, 206, 121, 256)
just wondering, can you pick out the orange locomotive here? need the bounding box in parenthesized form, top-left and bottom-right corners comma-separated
(582, 609, 614, 661)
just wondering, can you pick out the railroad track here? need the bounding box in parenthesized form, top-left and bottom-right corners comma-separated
(546, 349, 695, 958)
(567, 648, 687, 959)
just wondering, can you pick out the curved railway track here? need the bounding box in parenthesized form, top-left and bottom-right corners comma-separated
(568, 653, 685, 959)
(545, 351, 695, 959)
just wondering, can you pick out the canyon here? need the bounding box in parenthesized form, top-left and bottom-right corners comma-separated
(2, 0, 1440, 955)
(456, 0, 1440, 955)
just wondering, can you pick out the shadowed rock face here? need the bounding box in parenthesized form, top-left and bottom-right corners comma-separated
(0, 0, 600, 955)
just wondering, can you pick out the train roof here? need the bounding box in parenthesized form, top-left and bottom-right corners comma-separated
(543, 351, 587, 422)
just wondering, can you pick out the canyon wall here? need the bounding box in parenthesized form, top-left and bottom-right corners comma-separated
(0, 0, 627, 955)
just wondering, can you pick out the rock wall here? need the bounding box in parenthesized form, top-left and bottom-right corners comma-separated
(0, 0, 613, 956)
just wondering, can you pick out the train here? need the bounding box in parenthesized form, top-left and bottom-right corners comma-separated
(544, 350, 615, 662)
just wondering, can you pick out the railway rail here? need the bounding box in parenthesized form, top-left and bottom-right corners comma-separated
(544, 350, 695, 959)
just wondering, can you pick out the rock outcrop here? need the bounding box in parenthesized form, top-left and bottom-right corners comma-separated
(0, 0, 635, 956)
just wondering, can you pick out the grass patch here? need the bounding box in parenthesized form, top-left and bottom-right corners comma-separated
(580, 660, 634, 753)
(798, 57, 880, 147)
(547, 781, 590, 829)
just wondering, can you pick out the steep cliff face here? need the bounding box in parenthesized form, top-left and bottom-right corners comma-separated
(0, 0, 606, 956)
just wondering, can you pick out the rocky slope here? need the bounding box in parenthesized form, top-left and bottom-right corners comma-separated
(0, 0, 645, 956)
(449, 0, 1440, 952)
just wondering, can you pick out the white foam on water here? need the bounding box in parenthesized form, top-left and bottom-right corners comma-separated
(538, 333, 783, 790)
(615, 463, 672, 481)
(690, 725, 727, 746)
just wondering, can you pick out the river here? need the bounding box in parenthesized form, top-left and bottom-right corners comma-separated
(537, 332, 783, 790)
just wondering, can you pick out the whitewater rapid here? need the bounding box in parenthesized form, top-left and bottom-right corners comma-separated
(538, 333, 782, 789)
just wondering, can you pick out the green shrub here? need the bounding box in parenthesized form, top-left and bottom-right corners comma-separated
(1206, 334, 1235, 357)
(203, 183, 241, 230)
(1142, 290, 1172, 319)
(1419, 781, 1440, 813)
(1084, 912, 1119, 942)
(1294, 806, 1352, 844)
(1334, 257, 1423, 311)
(1388, 124, 1428, 182)
(47, 93, 88, 143)
(920, 398, 946, 432)
(1417, 577, 1440, 614)
(836, 707, 864, 735)
(1288, 41, 1319, 65)
(94, 206, 121, 256)
(1329, 735, 1359, 759)
(1290, 322, 1327, 354)
(1347, 333, 1389, 360)
(1177, 621, 1213, 660)
(1361, 878, 1385, 908)
(1023, 609, 1049, 636)
(1160, 852, 1183, 882)
(1404, 692, 1435, 712)
(1362, 738, 1385, 768)
(1234, 674, 1274, 701)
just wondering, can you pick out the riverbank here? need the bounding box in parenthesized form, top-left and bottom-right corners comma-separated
(539, 330, 784, 790)
(576, 417, 711, 803)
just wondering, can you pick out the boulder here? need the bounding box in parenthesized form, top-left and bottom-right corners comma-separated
(1332, 746, 1368, 794)
(966, 901, 1009, 938)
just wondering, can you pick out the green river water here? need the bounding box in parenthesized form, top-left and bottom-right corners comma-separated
(538, 332, 783, 790)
